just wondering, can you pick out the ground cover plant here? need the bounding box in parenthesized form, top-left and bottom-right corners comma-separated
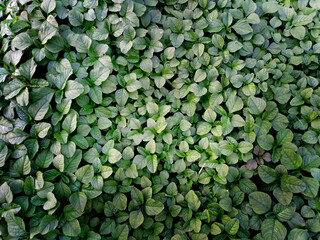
(1, 0, 320, 239)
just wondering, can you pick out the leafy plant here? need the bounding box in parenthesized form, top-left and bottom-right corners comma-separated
(1, 0, 320, 239)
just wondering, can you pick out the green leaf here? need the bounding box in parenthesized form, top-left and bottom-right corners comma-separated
(115, 89, 128, 107)
(262, 218, 287, 240)
(145, 198, 164, 216)
(194, 69, 206, 82)
(62, 219, 81, 237)
(238, 141, 253, 153)
(75, 165, 94, 184)
(19, 58, 36, 80)
(180, 119, 191, 131)
(146, 155, 157, 173)
(290, 26, 306, 40)
(185, 190, 201, 211)
(129, 210, 144, 229)
(108, 148, 122, 164)
(186, 150, 201, 162)
(0, 144, 8, 167)
(249, 191, 272, 214)
(113, 193, 127, 211)
(232, 20, 253, 35)
(248, 96, 266, 115)
(281, 175, 306, 193)
(69, 192, 87, 213)
(62, 112, 78, 134)
(288, 229, 308, 240)
(65, 81, 84, 99)
(68, 10, 83, 27)
(39, 19, 58, 44)
(258, 165, 277, 184)
(28, 88, 55, 121)
(0, 117, 13, 134)
(0, 182, 13, 204)
(280, 149, 302, 170)
(257, 134, 274, 151)
(41, 0, 56, 14)
(302, 130, 318, 144)
(5, 213, 26, 237)
(3, 79, 25, 99)
(64, 150, 82, 173)
(226, 95, 243, 113)
(36, 150, 53, 168)
(140, 59, 153, 73)
(311, 168, 320, 181)
(70, 34, 92, 53)
(12, 32, 33, 50)
(13, 156, 31, 175)
(225, 219, 239, 235)
(33, 215, 58, 236)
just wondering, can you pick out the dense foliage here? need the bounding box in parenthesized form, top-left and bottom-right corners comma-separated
(1, 0, 320, 239)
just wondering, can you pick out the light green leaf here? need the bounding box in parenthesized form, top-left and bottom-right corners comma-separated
(19, 58, 36, 80)
(3, 79, 25, 100)
(0, 182, 13, 204)
(262, 2, 279, 14)
(68, 10, 83, 27)
(12, 32, 33, 50)
(140, 59, 153, 73)
(226, 95, 243, 113)
(248, 96, 266, 115)
(43, 192, 57, 210)
(194, 69, 206, 82)
(62, 219, 81, 237)
(186, 150, 201, 162)
(290, 26, 305, 40)
(108, 148, 122, 164)
(69, 192, 87, 213)
(65, 81, 84, 99)
(0, 144, 8, 167)
(5, 213, 26, 237)
(41, 0, 56, 14)
(62, 112, 78, 134)
(232, 20, 252, 35)
(197, 122, 212, 135)
(180, 119, 191, 131)
(75, 165, 94, 184)
(146, 155, 157, 173)
(28, 88, 54, 121)
(238, 141, 253, 153)
(185, 190, 201, 211)
(129, 210, 144, 229)
(13, 156, 31, 175)
(39, 19, 58, 44)
(145, 198, 164, 216)
(225, 219, 239, 235)
(115, 89, 128, 107)
(257, 134, 274, 151)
